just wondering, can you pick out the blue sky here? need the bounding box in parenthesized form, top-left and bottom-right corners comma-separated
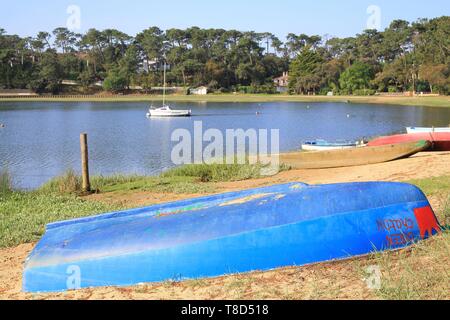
(2, 0, 449, 39)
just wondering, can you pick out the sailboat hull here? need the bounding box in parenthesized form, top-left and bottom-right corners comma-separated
(147, 110, 192, 117)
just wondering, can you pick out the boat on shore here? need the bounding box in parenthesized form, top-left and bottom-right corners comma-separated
(23, 181, 440, 293)
(279, 140, 430, 169)
(301, 139, 365, 151)
(368, 133, 450, 151)
(406, 127, 450, 134)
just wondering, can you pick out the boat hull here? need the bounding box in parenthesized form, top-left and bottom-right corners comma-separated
(23, 182, 440, 293)
(280, 140, 430, 169)
(301, 140, 358, 151)
(407, 127, 450, 134)
(368, 133, 450, 151)
(147, 111, 192, 117)
(301, 144, 357, 151)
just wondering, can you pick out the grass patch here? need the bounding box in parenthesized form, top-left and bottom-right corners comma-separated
(0, 191, 123, 248)
(357, 231, 450, 300)
(39, 172, 212, 195)
(408, 176, 450, 197)
(39, 169, 82, 195)
(0, 170, 124, 248)
(408, 175, 450, 226)
(93, 175, 213, 194)
(38, 162, 282, 195)
(442, 195, 450, 227)
(0, 168, 13, 196)
(161, 162, 273, 182)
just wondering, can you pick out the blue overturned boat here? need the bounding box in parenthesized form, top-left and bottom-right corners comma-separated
(23, 182, 441, 293)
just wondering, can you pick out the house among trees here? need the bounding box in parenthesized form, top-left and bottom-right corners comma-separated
(274, 72, 289, 93)
(139, 59, 170, 73)
(190, 86, 208, 95)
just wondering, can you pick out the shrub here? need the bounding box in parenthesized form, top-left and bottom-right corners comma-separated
(162, 163, 264, 182)
(39, 169, 82, 195)
(388, 86, 399, 93)
(103, 68, 128, 92)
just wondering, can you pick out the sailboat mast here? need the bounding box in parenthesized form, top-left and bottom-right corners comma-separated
(163, 62, 166, 107)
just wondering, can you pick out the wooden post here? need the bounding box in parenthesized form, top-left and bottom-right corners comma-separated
(80, 133, 91, 193)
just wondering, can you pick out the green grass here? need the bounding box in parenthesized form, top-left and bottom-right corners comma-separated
(408, 176, 450, 197)
(93, 175, 213, 194)
(355, 230, 450, 300)
(408, 176, 450, 226)
(0, 191, 123, 248)
(442, 196, 450, 226)
(39, 162, 280, 195)
(1, 94, 449, 108)
(161, 162, 274, 182)
(38, 169, 82, 195)
(39, 171, 212, 195)
(0, 168, 13, 197)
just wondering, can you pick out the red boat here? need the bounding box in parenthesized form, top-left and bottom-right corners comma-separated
(368, 133, 450, 151)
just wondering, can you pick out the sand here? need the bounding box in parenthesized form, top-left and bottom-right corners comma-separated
(1, 151, 449, 300)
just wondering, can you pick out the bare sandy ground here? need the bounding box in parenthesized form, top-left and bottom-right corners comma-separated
(1, 152, 449, 300)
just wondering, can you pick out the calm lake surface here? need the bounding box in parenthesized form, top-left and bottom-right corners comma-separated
(1, 101, 449, 189)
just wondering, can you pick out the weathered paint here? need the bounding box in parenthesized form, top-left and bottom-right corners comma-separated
(23, 182, 441, 293)
(219, 193, 274, 207)
(279, 140, 430, 169)
(368, 133, 450, 151)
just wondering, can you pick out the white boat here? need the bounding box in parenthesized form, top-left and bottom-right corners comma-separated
(406, 127, 450, 134)
(147, 106, 192, 118)
(301, 139, 366, 151)
(146, 62, 192, 118)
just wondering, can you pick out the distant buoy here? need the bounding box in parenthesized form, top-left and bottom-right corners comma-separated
(0, 123, 5, 128)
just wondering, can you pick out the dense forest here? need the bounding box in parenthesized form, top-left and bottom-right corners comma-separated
(0, 16, 449, 95)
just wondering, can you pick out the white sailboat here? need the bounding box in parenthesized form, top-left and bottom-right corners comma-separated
(146, 62, 192, 118)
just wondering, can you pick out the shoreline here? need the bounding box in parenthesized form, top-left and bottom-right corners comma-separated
(0, 94, 449, 108)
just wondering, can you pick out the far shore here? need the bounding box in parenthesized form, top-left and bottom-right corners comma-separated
(0, 94, 449, 108)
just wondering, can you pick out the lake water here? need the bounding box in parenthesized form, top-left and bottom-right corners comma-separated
(1, 101, 449, 189)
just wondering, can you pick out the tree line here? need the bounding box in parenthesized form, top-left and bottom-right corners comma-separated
(0, 16, 448, 95)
